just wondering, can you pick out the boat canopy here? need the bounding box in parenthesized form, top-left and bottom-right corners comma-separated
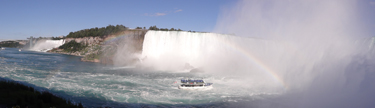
(181, 79, 204, 83)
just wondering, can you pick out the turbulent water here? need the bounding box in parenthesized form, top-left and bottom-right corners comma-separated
(0, 47, 284, 107)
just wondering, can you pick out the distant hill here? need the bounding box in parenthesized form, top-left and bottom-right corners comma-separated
(0, 40, 27, 48)
(0, 39, 10, 42)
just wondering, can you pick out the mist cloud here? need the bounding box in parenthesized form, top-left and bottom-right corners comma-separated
(214, 0, 375, 107)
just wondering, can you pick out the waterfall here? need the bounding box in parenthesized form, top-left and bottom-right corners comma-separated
(142, 31, 244, 71)
(142, 31, 226, 69)
(141, 30, 375, 89)
(141, 31, 290, 87)
(30, 39, 65, 52)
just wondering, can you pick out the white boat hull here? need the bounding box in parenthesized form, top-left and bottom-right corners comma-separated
(178, 85, 213, 90)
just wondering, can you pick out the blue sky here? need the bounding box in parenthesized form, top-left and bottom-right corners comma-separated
(1, 0, 375, 40)
(0, 0, 235, 39)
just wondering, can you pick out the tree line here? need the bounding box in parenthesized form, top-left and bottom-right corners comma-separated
(66, 25, 128, 38)
(65, 25, 198, 39)
(141, 25, 183, 31)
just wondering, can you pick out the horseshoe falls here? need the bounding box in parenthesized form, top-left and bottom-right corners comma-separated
(142, 30, 375, 107)
(141, 31, 287, 88)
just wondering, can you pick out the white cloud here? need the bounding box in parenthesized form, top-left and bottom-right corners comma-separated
(174, 9, 183, 13)
(155, 13, 167, 16)
(144, 9, 182, 17)
(144, 12, 167, 16)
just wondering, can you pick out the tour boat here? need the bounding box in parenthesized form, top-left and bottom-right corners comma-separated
(178, 79, 213, 90)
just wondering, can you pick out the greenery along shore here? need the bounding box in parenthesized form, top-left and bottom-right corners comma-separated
(65, 25, 184, 38)
(0, 80, 83, 108)
(66, 25, 128, 38)
(0, 25, 192, 49)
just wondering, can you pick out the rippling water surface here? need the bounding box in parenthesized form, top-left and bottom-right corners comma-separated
(0, 48, 281, 107)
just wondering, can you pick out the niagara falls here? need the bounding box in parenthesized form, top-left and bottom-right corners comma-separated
(1, 0, 375, 108)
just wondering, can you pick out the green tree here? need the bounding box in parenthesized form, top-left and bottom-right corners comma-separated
(58, 41, 85, 52)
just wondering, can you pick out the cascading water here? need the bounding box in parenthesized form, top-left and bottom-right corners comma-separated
(141, 29, 375, 107)
(29, 39, 65, 52)
(141, 31, 289, 89)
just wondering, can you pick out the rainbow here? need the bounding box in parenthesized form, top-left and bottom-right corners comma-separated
(214, 35, 288, 89)
(107, 31, 289, 89)
(103, 33, 128, 44)
(103, 30, 147, 44)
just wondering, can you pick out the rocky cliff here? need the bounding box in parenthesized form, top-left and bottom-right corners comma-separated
(48, 29, 147, 65)
(65, 37, 103, 46)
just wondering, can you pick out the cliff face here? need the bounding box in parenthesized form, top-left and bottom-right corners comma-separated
(48, 37, 103, 57)
(100, 30, 146, 65)
(64, 37, 103, 46)
(48, 29, 147, 65)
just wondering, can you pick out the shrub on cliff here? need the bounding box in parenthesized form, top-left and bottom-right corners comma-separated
(58, 41, 86, 52)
